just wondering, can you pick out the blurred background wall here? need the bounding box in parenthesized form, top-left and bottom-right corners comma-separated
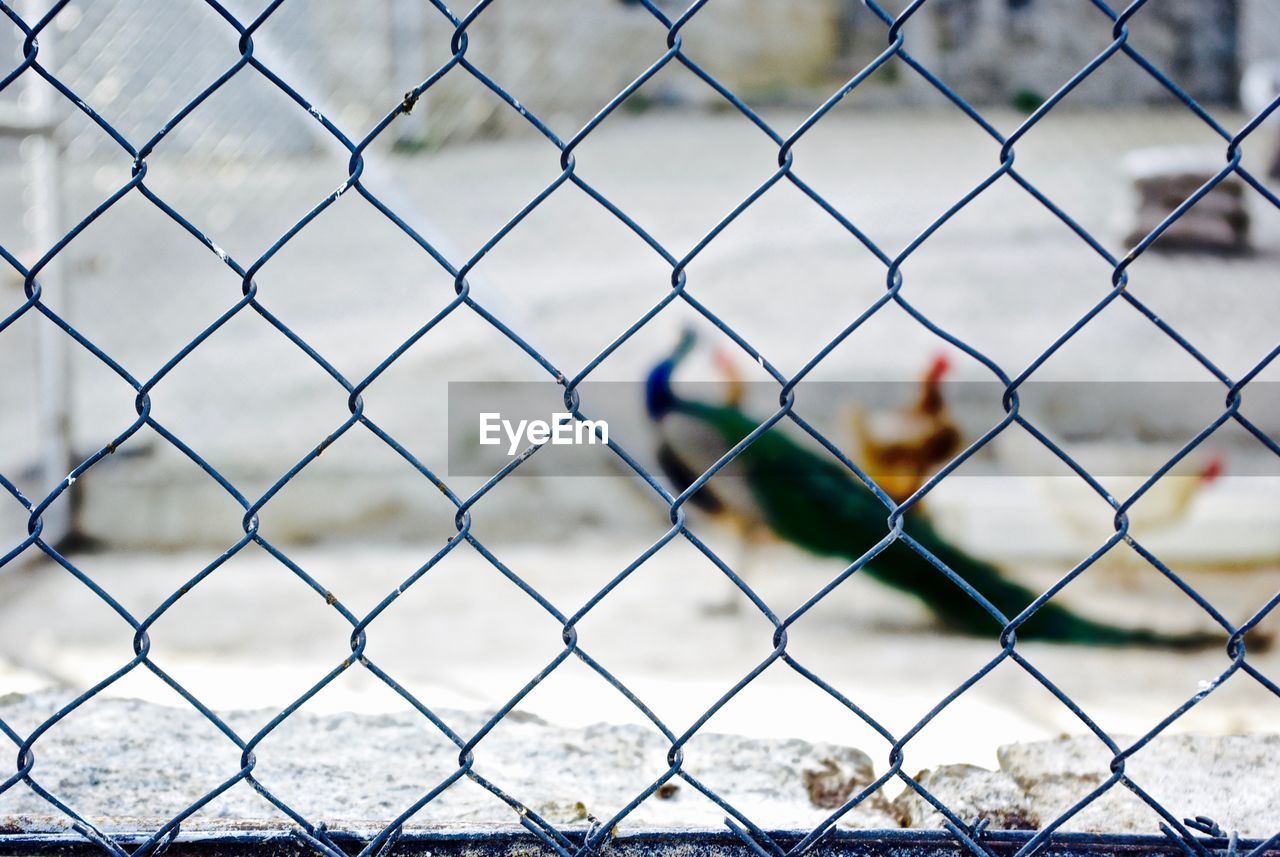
(13, 0, 1263, 158)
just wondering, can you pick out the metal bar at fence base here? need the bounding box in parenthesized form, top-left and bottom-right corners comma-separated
(1, 829, 1276, 857)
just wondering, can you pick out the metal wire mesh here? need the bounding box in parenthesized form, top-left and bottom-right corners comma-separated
(1, 1, 1279, 856)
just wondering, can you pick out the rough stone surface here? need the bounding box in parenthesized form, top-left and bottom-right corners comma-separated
(2, 693, 1278, 839)
(892, 765, 1035, 831)
(0, 692, 899, 834)
(998, 734, 1280, 839)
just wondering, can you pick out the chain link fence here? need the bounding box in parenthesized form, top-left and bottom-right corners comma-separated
(2, 1, 1279, 856)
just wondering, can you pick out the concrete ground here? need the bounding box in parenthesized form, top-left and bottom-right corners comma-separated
(1, 539, 1276, 771)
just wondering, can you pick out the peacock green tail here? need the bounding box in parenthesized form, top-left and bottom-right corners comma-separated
(676, 399, 1218, 649)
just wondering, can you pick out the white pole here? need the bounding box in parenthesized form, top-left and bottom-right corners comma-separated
(21, 0, 73, 548)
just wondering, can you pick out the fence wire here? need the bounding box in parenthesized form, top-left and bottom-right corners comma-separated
(1, 2, 1279, 857)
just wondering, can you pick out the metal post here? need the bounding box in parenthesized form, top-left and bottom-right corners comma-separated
(19, 2, 72, 548)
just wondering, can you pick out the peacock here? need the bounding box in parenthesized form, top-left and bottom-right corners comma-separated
(645, 330, 1225, 648)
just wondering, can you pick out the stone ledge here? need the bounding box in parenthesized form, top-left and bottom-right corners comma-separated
(1, 694, 1277, 839)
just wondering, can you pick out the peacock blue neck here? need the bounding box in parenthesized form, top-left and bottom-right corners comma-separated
(646, 330, 697, 419)
(645, 360, 679, 419)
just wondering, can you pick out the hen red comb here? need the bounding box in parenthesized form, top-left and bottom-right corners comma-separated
(926, 353, 951, 383)
(1198, 453, 1224, 483)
